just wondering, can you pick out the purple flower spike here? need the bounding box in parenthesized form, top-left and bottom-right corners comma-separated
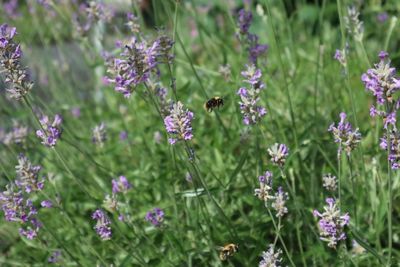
(268, 143, 289, 167)
(36, 114, 62, 147)
(164, 101, 194, 144)
(92, 209, 112, 240)
(112, 176, 132, 194)
(237, 65, 267, 125)
(313, 198, 349, 248)
(328, 112, 361, 156)
(145, 207, 164, 227)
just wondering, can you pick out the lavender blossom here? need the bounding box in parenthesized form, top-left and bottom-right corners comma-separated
(322, 174, 337, 191)
(103, 194, 118, 212)
(328, 112, 361, 156)
(313, 198, 350, 248)
(15, 154, 44, 193)
(112, 176, 132, 194)
(41, 200, 52, 208)
(92, 209, 112, 240)
(377, 12, 389, 23)
(237, 9, 252, 35)
(126, 12, 140, 33)
(361, 52, 400, 107)
(119, 131, 128, 141)
(247, 33, 268, 64)
(0, 184, 41, 239)
(164, 101, 194, 144)
(36, 114, 62, 147)
(3, 0, 21, 18)
(334, 49, 346, 67)
(271, 187, 288, 217)
(254, 170, 274, 202)
(380, 130, 400, 169)
(105, 37, 160, 97)
(48, 250, 62, 263)
(237, 65, 267, 125)
(0, 24, 33, 100)
(92, 122, 107, 146)
(268, 143, 289, 167)
(344, 6, 364, 41)
(2, 120, 29, 145)
(259, 245, 283, 267)
(145, 207, 164, 227)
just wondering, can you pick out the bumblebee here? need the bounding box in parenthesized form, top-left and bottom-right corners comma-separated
(219, 243, 239, 261)
(204, 97, 224, 112)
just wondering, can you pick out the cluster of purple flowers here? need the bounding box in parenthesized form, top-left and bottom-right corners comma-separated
(334, 49, 347, 67)
(112, 176, 132, 194)
(91, 209, 112, 240)
(145, 207, 164, 227)
(0, 24, 33, 100)
(164, 101, 194, 144)
(0, 120, 29, 145)
(0, 185, 42, 239)
(237, 65, 267, 125)
(268, 143, 289, 167)
(3, 0, 20, 18)
(237, 9, 268, 63)
(328, 112, 361, 157)
(361, 52, 400, 169)
(15, 154, 44, 193)
(36, 114, 62, 147)
(105, 33, 173, 98)
(313, 198, 350, 248)
(72, 1, 113, 36)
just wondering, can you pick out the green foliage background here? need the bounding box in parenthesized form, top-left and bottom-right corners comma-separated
(1, 0, 400, 266)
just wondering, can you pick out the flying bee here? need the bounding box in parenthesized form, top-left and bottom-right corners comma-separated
(204, 96, 224, 112)
(218, 243, 239, 261)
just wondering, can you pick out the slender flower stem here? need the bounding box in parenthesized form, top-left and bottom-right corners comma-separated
(337, 147, 342, 209)
(266, 207, 295, 267)
(385, 104, 393, 264)
(346, 155, 357, 226)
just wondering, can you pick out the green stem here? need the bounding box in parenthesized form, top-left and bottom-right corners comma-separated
(347, 155, 357, 226)
(266, 208, 295, 267)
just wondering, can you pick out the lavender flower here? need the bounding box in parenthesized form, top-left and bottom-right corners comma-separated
(0, 184, 41, 239)
(247, 33, 268, 64)
(259, 245, 282, 267)
(2, 120, 29, 145)
(3, 0, 20, 18)
(164, 101, 194, 144)
(92, 209, 112, 240)
(361, 52, 400, 107)
(15, 154, 44, 193)
(322, 174, 337, 191)
(145, 207, 164, 227)
(92, 123, 107, 146)
(0, 24, 33, 100)
(103, 194, 118, 212)
(328, 112, 361, 156)
(254, 171, 274, 202)
(41, 200, 52, 208)
(271, 187, 288, 217)
(268, 143, 289, 167)
(119, 131, 128, 141)
(36, 114, 62, 147)
(71, 107, 81, 118)
(237, 9, 253, 35)
(344, 6, 364, 41)
(237, 65, 267, 125)
(380, 130, 400, 169)
(377, 12, 389, 23)
(126, 12, 140, 33)
(112, 176, 132, 194)
(313, 198, 350, 248)
(334, 49, 346, 67)
(48, 250, 61, 263)
(105, 37, 160, 97)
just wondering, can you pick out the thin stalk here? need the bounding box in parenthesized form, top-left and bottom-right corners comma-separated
(385, 104, 393, 264)
(337, 147, 342, 209)
(346, 155, 357, 226)
(266, 208, 295, 267)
